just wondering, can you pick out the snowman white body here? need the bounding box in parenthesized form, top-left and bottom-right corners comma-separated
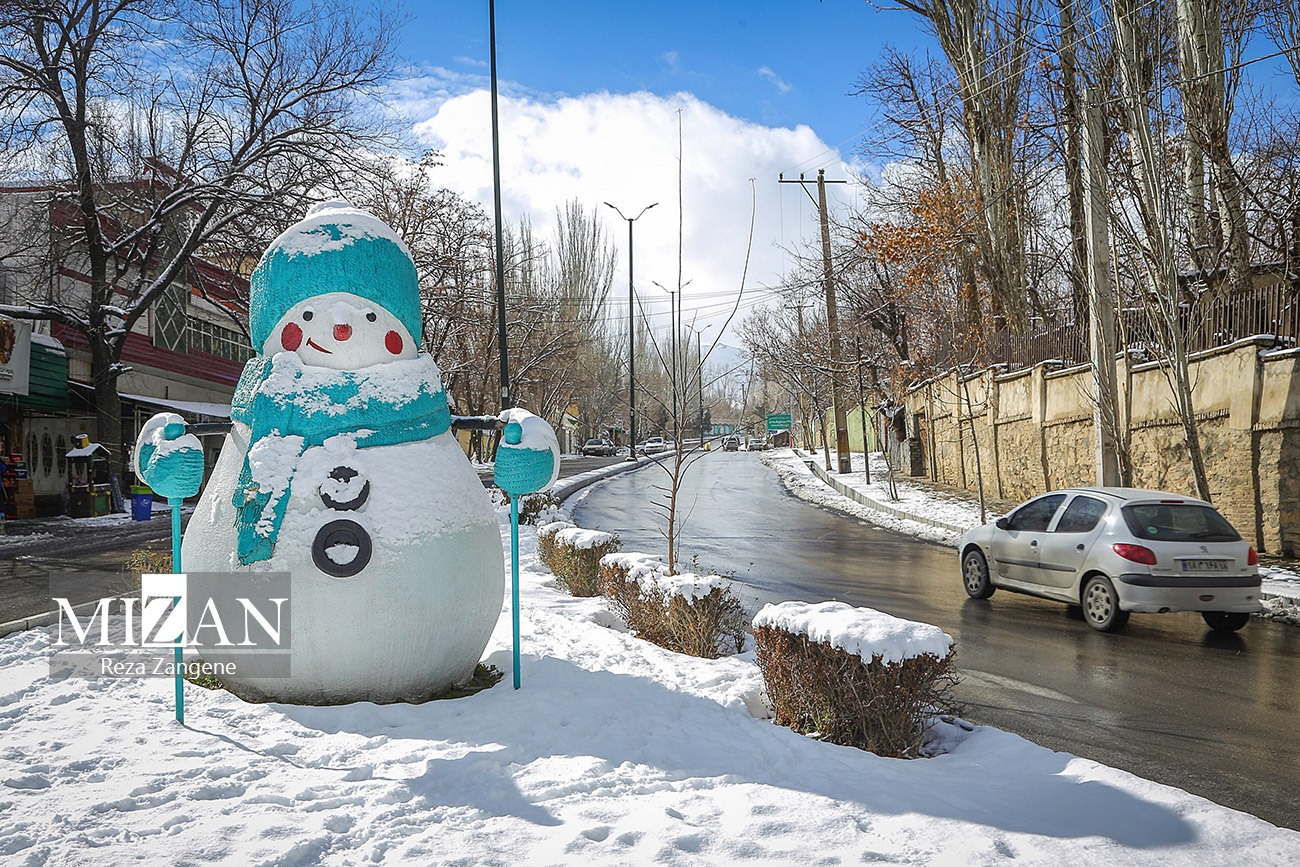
(177, 203, 505, 705)
(184, 419, 502, 704)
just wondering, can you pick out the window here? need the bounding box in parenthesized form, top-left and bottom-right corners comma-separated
(187, 317, 253, 363)
(1054, 496, 1108, 533)
(1121, 504, 1241, 543)
(1006, 494, 1066, 532)
(56, 435, 67, 477)
(41, 433, 53, 477)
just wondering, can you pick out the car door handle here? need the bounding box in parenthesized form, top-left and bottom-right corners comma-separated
(1076, 544, 1085, 551)
(1029, 540, 1038, 547)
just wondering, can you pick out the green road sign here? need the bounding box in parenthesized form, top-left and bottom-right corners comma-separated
(766, 413, 792, 431)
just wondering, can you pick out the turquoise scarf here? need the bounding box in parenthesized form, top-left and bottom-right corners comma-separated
(229, 352, 451, 565)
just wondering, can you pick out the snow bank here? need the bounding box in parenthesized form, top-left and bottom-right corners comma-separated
(753, 600, 954, 665)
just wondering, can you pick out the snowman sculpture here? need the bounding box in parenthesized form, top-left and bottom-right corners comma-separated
(133, 201, 559, 704)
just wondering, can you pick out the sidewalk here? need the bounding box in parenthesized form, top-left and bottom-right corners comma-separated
(762, 447, 1300, 626)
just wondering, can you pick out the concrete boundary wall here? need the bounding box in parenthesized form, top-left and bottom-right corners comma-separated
(895, 336, 1300, 556)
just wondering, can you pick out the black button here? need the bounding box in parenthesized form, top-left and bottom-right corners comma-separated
(312, 519, 372, 578)
(320, 465, 369, 511)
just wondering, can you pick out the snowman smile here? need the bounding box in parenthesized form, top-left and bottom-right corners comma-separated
(306, 338, 332, 354)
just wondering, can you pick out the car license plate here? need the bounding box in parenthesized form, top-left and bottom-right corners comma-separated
(1180, 559, 1229, 572)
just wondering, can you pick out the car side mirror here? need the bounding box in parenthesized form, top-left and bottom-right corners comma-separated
(995, 517, 1009, 530)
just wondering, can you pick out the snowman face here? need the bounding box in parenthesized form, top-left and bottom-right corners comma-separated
(265, 292, 417, 369)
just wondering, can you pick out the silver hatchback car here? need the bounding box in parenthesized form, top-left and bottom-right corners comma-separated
(958, 488, 1262, 633)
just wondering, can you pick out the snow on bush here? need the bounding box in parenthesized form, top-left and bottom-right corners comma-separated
(599, 552, 747, 658)
(754, 601, 959, 758)
(752, 600, 953, 665)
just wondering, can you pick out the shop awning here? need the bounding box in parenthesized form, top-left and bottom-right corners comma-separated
(119, 391, 231, 419)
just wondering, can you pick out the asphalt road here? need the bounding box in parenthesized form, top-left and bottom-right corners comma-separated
(570, 449, 1300, 831)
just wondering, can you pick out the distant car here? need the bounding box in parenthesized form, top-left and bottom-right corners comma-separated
(580, 438, 616, 457)
(958, 488, 1261, 634)
(721, 435, 740, 452)
(636, 436, 671, 454)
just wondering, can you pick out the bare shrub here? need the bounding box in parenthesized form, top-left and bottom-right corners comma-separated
(550, 530, 620, 597)
(754, 625, 959, 759)
(518, 492, 562, 525)
(599, 555, 747, 658)
(537, 521, 574, 571)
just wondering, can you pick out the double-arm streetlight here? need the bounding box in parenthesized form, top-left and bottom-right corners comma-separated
(604, 201, 657, 459)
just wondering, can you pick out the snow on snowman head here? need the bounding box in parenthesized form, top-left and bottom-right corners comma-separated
(250, 201, 421, 370)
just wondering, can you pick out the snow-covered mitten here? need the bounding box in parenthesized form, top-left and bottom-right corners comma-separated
(493, 408, 560, 496)
(133, 412, 205, 500)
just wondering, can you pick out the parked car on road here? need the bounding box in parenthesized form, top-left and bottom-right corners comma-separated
(958, 488, 1261, 634)
(580, 438, 616, 457)
(636, 436, 671, 454)
(721, 435, 740, 452)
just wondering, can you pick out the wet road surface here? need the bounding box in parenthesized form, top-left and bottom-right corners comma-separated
(571, 450, 1300, 831)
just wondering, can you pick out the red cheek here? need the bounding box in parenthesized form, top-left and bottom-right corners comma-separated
(281, 322, 303, 351)
(385, 330, 403, 355)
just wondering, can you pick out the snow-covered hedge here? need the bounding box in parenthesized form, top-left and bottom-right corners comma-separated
(599, 552, 747, 658)
(753, 600, 959, 758)
(538, 523, 620, 597)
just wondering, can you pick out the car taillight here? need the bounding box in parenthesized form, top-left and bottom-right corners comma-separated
(1248, 547, 1258, 566)
(1113, 543, 1157, 565)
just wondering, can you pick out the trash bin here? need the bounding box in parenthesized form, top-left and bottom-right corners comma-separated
(130, 486, 153, 521)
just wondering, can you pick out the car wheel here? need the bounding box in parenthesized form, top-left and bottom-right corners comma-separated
(961, 549, 995, 599)
(1081, 575, 1129, 633)
(1202, 611, 1250, 632)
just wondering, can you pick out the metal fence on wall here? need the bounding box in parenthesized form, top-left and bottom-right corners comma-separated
(964, 280, 1300, 372)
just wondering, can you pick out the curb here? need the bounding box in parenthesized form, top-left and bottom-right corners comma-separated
(797, 453, 967, 536)
(0, 599, 106, 639)
(552, 456, 657, 503)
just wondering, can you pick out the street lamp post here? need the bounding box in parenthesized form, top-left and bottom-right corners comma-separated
(605, 201, 656, 459)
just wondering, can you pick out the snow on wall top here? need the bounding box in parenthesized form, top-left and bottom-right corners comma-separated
(270, 200, 414, 262)
(600, 551, 732, 602)
(752, 600, 953, 665)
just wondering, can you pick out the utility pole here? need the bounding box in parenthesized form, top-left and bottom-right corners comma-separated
(780, 170, 851, 472)
(1082, 89, 1120, 485)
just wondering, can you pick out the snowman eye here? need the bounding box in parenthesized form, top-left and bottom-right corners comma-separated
(365, 311, 377, 322)
(302, 309, 314, 321)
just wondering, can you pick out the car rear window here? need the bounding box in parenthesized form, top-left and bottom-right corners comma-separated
(1121, 504, 1241, 542)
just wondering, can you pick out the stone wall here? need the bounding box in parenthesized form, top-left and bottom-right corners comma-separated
(891, 337, 1300, 555)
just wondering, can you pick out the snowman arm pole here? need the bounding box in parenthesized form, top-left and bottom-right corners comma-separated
(450, 415, 506, 432)
(171, 496, 183, 725)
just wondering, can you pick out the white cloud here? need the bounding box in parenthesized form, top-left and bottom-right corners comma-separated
(757, 66, 793, 95)
(408, 88, 847, 344)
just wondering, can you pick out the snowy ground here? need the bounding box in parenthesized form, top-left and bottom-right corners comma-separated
(762, 448, 1300, 625)
(2, 502, 1299, 865)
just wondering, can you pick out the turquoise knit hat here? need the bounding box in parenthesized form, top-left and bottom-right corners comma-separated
(249, 201, 423, 350)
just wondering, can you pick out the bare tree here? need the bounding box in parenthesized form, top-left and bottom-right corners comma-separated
(1110, 0, 1213, 500)
(0, 0, 398, 481)
(890, 0, 1042, 325)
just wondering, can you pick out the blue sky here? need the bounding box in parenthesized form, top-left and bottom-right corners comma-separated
(395, 1, 928, 165)
(380, 2, 933, 348)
